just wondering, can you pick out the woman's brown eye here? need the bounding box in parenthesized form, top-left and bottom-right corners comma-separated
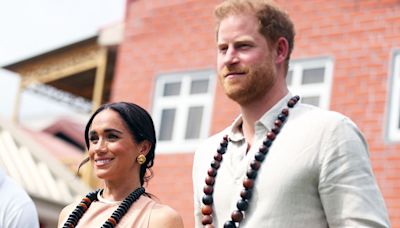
(89, 136, 98, 142)
(108, 134, 119, 140)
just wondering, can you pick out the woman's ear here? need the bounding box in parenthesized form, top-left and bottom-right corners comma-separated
(139, 140, 152, 155)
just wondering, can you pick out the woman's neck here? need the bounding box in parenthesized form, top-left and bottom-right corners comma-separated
(102, 179, 142, 201)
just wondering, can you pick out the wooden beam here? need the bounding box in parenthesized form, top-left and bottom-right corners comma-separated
(92, 47, 108, 111)
(21, 60, 98, 87)
(12, 81, 24, 123)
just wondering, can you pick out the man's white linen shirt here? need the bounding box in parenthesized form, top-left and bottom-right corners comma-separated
(193, 93, 389, 228)
(0, 169, 40, 228)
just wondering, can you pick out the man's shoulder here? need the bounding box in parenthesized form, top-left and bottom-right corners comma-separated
(193, 127, 231, 159)
(0, 176, 33, 206)
(296, 103, 352, 124)
(200, 127, 231, 146)
(293, 103, 361, 136)
(0, 175, 39, 227)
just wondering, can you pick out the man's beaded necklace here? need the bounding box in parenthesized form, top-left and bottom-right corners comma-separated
(63, 187, 145, 228)
(201, 96, 300, 228)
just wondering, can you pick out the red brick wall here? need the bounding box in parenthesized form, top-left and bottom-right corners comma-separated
(147, 153, 195, 227)
(279, 1, 400, 226)
(112, 0, 400, 227)
(112, 1, 222, 227)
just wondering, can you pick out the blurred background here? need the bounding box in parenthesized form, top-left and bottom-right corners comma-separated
(0, 0, 124, 126)
(0, 0, 399, 227)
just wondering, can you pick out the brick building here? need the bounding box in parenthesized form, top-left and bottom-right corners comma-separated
(111, 0, 400, 227)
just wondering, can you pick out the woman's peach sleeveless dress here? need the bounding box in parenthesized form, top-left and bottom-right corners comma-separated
(60, 193, 156, 228)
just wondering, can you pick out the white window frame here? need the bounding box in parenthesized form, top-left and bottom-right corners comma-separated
(387, 50, 400, 142)
(287, 57, 334, 109)
(152, 69, 216, 153)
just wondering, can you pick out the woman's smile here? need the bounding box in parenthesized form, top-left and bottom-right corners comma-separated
(94, 157, 115, 167)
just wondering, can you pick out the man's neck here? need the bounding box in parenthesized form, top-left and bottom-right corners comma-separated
(240, 88, 288, 145)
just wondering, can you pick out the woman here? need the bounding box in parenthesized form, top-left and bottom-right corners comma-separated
(58, 102, 184, 228)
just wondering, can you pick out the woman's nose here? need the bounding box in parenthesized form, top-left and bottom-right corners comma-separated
(93, 139, 107, 153)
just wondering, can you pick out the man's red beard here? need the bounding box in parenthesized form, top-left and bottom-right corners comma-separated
(218, 62, 276, 105)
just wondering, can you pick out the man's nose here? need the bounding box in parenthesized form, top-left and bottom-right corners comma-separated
(224, 47, 239, 66)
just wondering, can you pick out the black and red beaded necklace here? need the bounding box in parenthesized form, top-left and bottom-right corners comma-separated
(63, 187, 145, 228)
(201, 95, 300, 228)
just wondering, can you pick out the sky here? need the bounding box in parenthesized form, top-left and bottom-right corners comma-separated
(0, 0, 125, 128)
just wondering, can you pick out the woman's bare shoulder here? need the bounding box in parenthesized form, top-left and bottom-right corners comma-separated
(149, 203, 184, 228)
(58, 202, 78, 227)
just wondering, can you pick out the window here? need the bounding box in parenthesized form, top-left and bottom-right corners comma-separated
(387, 50, 400, 142)
(287, 57, 333, 109)
(152, 70, 215, 153)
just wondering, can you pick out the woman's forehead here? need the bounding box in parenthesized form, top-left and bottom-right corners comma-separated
(91, 109, 126, 131)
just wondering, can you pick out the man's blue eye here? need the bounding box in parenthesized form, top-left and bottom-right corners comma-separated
(238, 44, 250, 49)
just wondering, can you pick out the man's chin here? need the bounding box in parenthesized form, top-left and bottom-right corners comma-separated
(226, 91, 249, 105)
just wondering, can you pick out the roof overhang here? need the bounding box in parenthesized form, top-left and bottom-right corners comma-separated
(0, 116, 91, 226)
(2, 36, 117, 120)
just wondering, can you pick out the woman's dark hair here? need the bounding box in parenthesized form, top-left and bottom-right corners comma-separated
(80, 102, 156, 186)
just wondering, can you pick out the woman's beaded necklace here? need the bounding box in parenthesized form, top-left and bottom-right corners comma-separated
(63, 186, 145, 228)
(201, 96, 300, 228)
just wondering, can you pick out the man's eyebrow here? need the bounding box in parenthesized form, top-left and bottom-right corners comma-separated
(217, 42, 228, 47)
(218, 38, 254, 46)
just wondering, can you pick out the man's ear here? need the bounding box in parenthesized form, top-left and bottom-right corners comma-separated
(275, 37, 289, 65)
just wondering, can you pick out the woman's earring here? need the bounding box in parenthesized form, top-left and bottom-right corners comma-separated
(136, 154, 146, 165)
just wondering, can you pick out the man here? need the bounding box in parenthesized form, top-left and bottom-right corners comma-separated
(192, 0, 390, 227)
(0, 168, 40, 228)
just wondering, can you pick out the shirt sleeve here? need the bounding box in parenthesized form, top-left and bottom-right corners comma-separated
(318, 117, 390, 228)
(7, 201, 40, 228)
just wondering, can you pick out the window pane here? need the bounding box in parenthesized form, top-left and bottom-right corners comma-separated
(398, 99, 400, 129)
(398, 115, 400, 129)
(302, 67, 325, 84)
(302, 96, 320, 106)
(163, 82, 181, 96)
(159, 109, 176, 140)
(190, 79, 209, 94)
(286, 70, 293, 86)
(185, 106, 204, 139)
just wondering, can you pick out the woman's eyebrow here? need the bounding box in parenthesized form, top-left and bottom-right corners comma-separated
(89, 128, 123, 135)
(104, 128, 123, 134)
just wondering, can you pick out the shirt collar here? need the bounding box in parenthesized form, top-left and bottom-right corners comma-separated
(228, 92, 293, 143)
(228, 115, 244, 142)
